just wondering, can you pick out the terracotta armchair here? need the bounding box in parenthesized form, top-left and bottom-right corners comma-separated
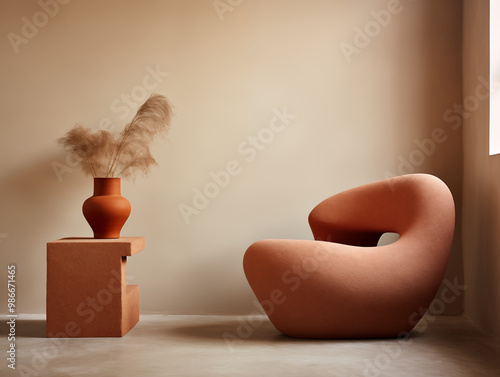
(243, 174, 455, 338)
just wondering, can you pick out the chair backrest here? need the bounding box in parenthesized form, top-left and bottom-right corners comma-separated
(308, 174, 455, 254)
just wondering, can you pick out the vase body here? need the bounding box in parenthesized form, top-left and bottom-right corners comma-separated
(82, 178, 131, 239)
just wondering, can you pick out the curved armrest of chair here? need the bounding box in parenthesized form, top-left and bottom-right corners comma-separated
(308, 174, 454, 248)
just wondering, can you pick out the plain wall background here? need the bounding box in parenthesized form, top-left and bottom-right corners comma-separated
(0, 0, 463, 316)
(462, 0, 500, 338)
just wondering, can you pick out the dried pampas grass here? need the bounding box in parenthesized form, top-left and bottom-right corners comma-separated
(58, 94, 172, 180)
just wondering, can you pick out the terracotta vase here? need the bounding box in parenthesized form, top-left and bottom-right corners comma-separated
(82, 178, 131, 239)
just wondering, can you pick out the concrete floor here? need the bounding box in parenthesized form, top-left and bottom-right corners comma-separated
(2, 315, 500, 377)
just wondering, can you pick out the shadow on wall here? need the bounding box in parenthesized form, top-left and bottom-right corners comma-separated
(392, 0, 464, 316)
(0, 152, 88, 237)
(473, 174, 500, 329)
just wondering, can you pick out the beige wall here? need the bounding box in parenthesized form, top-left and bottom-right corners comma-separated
(0, 0, 463, 315)
(462, 0, 500, 337)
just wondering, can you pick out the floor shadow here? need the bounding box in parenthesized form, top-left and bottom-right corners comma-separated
(167, 317, 285, 342)
(0, 319, 46, 338)
(166, 316, 425, 345)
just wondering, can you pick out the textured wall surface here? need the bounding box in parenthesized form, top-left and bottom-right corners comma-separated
(0, 0, 463, 315)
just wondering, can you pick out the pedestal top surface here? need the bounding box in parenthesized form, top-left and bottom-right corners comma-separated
(48, 237, 145, 256)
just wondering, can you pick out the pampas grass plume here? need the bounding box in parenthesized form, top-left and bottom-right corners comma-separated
(58, 94, 173, 180)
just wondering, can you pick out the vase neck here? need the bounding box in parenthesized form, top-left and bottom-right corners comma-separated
(93, 178, 121, 196)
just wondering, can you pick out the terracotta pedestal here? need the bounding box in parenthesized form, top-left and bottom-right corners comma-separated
(46, 237, 145, 338)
